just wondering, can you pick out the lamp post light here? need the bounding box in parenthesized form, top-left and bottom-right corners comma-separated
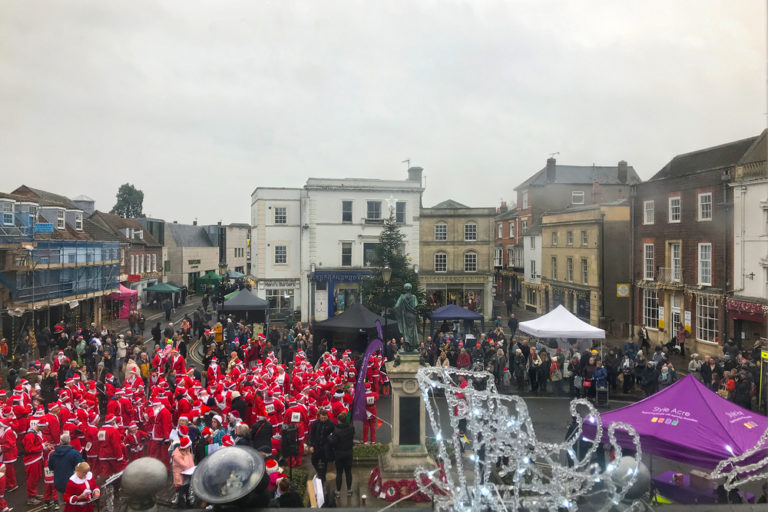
(382, 264, 392, 340)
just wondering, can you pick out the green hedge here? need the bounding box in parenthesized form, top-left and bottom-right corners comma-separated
(353, 443, 389, 460)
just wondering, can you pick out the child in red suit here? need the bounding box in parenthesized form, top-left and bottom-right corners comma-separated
(64, 462, 100, 512)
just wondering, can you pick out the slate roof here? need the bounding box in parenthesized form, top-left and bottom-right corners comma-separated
(649, 135, 759, 181)
(737, 129, 767, 166)
(167, 223, 214, 247)
(87, 211, 161, 246)
(431, 199, 470, 209)
(515, 163, 641, 190)
(495, 209, 518, 221)
(11, 186, 80, 209)
(524, 223, 542, 236)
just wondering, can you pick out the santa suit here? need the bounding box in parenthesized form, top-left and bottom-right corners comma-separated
(63, 471, 99, 512)
(106, 398, 122, 425)
(125, 429, 148, 462)
(62, 421, 83, 452)
(171, 354, 186, 374)
(0, 463, 8, 512)
(0, 428, 17, 489)
(52, 355, 69, 373)
(22, 427, 44, 498)
(43, 450, 57, 502)
(96, 423, 125, 478)
(119, 396, 135, 425)
(149, 406, 172, 470)
(206, 363, 222, 386)
(264, 397, 285, 434)
(283, 405, 306, 467)
(363, 389, 380, 443)
(84, 422, 100, 475)
(329, 397, 348, 424)
(367, 358, 381, 393)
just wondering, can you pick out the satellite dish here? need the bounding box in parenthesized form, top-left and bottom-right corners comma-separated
(190, 446, 266, 504)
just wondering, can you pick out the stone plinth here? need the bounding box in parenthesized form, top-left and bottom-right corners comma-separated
(379, 352, 435, 479)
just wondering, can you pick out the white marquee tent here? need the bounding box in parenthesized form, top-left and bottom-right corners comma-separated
(518, 305, 605, 339)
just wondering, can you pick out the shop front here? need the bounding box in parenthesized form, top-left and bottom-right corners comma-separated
(422, 275, 492, 319)
(727, 298, 768, 347)
(310, 270, 371, 321)
(257, 279, 301, 319)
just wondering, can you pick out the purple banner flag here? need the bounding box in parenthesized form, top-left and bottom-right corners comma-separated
(352, 321, 384, 422)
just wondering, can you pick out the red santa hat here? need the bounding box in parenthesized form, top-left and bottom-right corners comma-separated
(201, 426, 212, 438)
(127, 422, 138, 430)
(34, 406, 45, 417)
(178, 425, 189, 436)
(221, 435, 234, 447)
(104, 414, 116, 424)
(179, 436, 192, 449)
(365, 382, 372, 390)
(265, 458, 279, 474)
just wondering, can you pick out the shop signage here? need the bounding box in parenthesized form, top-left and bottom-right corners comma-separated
(312, 270, 371, 282)
(188, 259, 201, 265)
(616, 283, 630, 298)
(658, 306, 665, 329)
(262, 280, 299, 288)
(684, 310, 691, 331)
(127, 274, 141, 282)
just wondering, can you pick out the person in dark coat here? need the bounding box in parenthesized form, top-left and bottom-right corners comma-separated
(507, 314, 519, 337)
(308, 409, 335, 484)
(251, 415, 274, 457)
(272, 478, 303, 508)
(230, 391, 247, 421)
(48, 433, 84, 498)
(151, 322, 162, 344)
(329, 413, 355, 498)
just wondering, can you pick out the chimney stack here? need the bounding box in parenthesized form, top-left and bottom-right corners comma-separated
(617, 160, 628, 184)
(499, 201, 508, 213)
(546, 158, 557, 183)
(408, 166, 423, 184)
(192, 220, 197, 226)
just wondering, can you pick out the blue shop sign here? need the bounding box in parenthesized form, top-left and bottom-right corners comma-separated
(34, 223, 54, 233)
(312, 270, 372, 282)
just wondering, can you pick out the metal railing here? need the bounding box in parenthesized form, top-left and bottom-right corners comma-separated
(656, 267, 682, 284)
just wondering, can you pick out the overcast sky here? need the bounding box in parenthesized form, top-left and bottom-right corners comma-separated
(1, 0, 765, 224)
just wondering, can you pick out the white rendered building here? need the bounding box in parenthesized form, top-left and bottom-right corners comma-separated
(251, 168, 424, 322)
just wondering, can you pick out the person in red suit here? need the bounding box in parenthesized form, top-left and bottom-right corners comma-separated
(22, 419, 45, 506)
(0, 462, 9, 512)
(124, 422, 148, 462)
(362, 382, 380, 443)
(63, 462, 100, 512)
(96, 414, 125, 478)
(0, 420, 18, 492)
(149, 400, 172, 470)
(83, 415, 100, 477)
(170, 348, 186, 375)
(283, 400, 306, 467)
(206, 357, 222, 386)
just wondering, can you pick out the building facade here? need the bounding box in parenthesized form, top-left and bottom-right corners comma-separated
(87, 211, 163, 304)
(420, 200, 495, 320)
(522, 224, 543, 313)
(1, 187, 119, 341)
(729, 131, 768, 343)
(159, 222, 218, 292)
(250, 168, 424, 322)
(632, 134, 761, 356)
(493, 203, 523, 304)
(540, 203, 631, 334)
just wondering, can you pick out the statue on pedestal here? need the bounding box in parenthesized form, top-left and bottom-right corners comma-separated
(393, 283, 419, 353)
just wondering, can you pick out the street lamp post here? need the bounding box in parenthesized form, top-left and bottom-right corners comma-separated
(382, 264, 392, 341)
(23, 245, 36, 334)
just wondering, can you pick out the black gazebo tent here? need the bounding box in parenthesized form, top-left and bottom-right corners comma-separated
(430, 304, 485, 334)
(220, 289, 269, 324)
(313, 303, 399, 357)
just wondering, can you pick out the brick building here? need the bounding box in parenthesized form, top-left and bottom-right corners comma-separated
(632, 134, 762, 356)
(493, 202, 522, 303)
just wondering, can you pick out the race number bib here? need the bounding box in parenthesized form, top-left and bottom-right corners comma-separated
(265, 404, 275, 414)
(291, 412, 301, 423)
(44, 467, 53, 478)
(97, 431, 106, 442)
(366, 396, 375, 405)
(85, 442, 92, 452)
(30, 420, 38, 429)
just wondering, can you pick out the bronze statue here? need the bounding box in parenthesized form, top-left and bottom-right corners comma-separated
(393, 283, 419, 353)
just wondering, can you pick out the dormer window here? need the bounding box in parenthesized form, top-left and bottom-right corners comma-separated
(75, 212, 83, 231)
(1, 201, 13, 226)
(134, 229, 143, 240)
(56, 209, 65, 230)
